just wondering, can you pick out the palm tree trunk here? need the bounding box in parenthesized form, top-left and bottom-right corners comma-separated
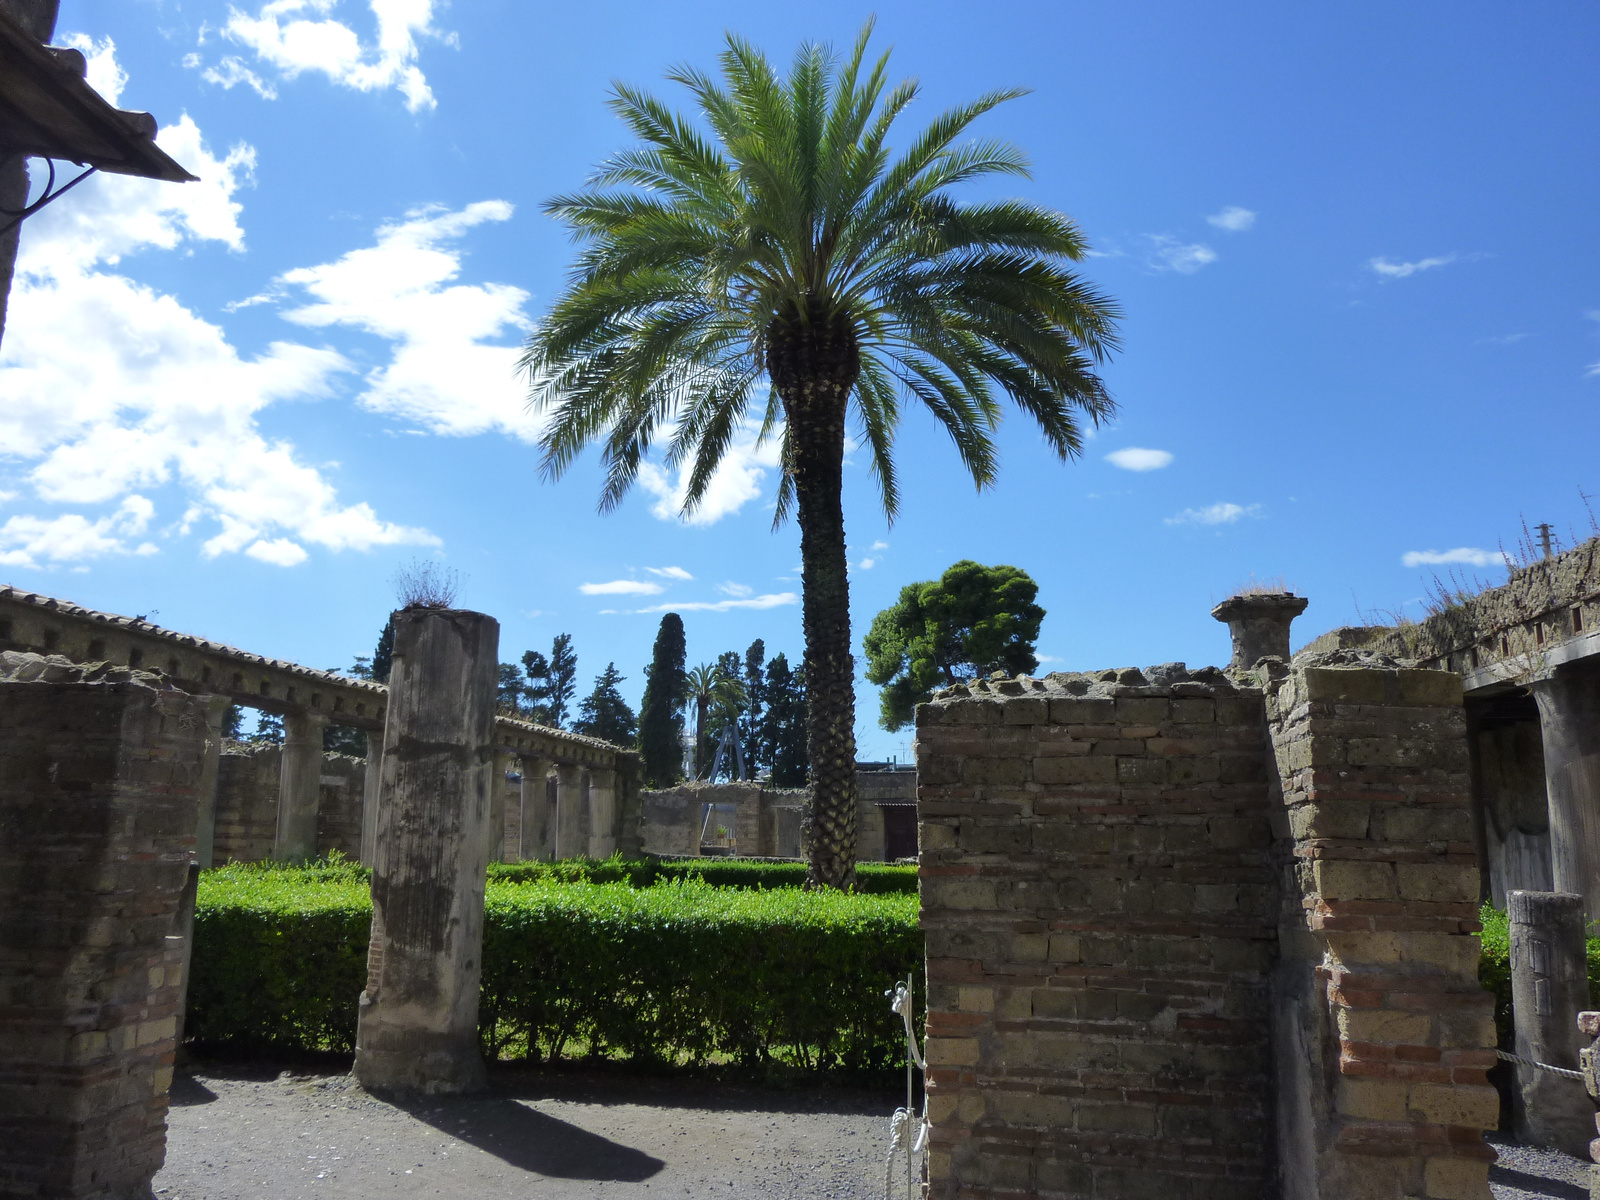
(772, 312, 861, 891)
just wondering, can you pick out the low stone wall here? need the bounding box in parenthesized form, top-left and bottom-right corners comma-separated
(0, 661, 205, 1199)
(915, 655, 1498, 1200)
(212, 742, 365, 864)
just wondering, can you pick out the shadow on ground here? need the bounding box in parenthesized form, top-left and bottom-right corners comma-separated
(397, 1097, 665, 1181)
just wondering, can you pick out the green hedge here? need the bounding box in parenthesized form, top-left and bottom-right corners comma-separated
(1478, 903, 1600, 1047)
(485, 856, 919, 894)
(188, 866, 922, 1071)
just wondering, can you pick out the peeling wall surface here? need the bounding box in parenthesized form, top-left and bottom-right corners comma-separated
(915, 654, 1498, 1200)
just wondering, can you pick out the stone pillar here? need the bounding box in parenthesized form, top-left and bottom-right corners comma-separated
(0, 669, 204, 1199)
(193, 694, 231, 868)
(354, 607, 497, 1095)
(359, 734, 383, 867)
(519, 757, 551, 861)
(1211, 592, 1309, 671)
(273, 710, 329, 861)
(587, 767, 617, 859)
(1532, 662, 1600, 918)
(1510, 890, 1594, 1155)
(554, 763, 584, 860)
(487, 749, 512, 863)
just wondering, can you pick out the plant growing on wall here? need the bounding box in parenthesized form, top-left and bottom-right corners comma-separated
(864, 560, 1045, 730)
(520, 23, 1119, 887)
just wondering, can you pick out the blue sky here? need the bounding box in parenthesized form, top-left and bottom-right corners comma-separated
(3, 1, 1597, 760)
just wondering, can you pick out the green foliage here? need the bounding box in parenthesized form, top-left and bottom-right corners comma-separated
(521, 633, 579, 728)
(762, 652, 809, 786)
(371, 615, 394, 684)
(572, 662, 638, 745)
(187, 867, 921, 1072)
(1477, 903, 1600, 1048)
(639, 614, 689, 786)
(485, 856, 918, 894)
(865, 560, 1045, 731)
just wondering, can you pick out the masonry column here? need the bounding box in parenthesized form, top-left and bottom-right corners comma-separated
(273, 710, 330, 861)
(193, 694, 231, 868)
(519, 757, 552, 861)
(1211, 592, 1309, 671)
(359, 734, 383, 867)
(554, 763, 584, 860)
(1531, 660, 1600, 917)
(354, 606, 498, 1094)
(1508, 890, 1593, 1155)
(587, 767, 617, 859)
(488, 749, 513, 863)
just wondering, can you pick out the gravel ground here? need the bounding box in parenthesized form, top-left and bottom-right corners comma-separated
(1488, 1132, 1592, 1200)
(153, 1063, 916, 1200)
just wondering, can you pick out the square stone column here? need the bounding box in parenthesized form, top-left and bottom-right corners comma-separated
(1531, 660, 1600, 918)
(359, 734, 383, 867)
(0, 670, 205, 1199)
(488, 750, 513, 863)
(554, 763, 584, 860)
(192, 694, 231, 868)
(355, 607, 498, 1095)
(518, 757, 551, 861)
(273, 710, 330, 861)
(586, 767, 617, 859)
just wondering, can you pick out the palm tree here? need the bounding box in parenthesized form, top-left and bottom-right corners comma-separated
(520, 24, 1121, 889)
(687, 662, 746, 778)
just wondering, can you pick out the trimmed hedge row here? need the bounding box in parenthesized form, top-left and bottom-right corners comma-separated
(485, 856, 920, 894)
(1477, 903, 1600, 1047)
(187, 866, 922, 1071)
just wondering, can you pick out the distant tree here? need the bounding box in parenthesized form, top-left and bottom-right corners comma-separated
(762, 653, 809, 787)
(573, 663, 638, 746)
(638, 613, 689, 786)
(522, 633, 579, 727)
(689, 659, 746, 779)
(739, 639, 767, 774)
(246, 711, 284, 745)
(864, 560, 1045, 731)
(324, 724, 366, 756)
(371, 616, 395, 684)
(222, 705, 244, 739)
(497, 662, 531, 713)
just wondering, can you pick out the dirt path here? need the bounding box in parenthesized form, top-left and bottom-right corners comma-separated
(154, 1063, 911, 1200)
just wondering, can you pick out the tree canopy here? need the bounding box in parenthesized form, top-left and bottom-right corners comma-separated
(573, 663, 639, 746)
(864, 560, 1045, 730)
(638, 613, 689, 786)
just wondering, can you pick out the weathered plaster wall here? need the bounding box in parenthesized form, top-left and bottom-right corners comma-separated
(0, 655, 203, 1199)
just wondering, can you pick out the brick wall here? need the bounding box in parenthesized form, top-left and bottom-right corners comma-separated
(1265, 659, 1497, 1200)
(213, 743, 365, 864)
(915, 656, 1498, 1200)
(915, 666, 1278, 1198)
(0, 665, 204, 1199)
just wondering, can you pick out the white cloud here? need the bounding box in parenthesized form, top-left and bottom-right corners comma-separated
(1586, 361, 1600, 379)
(209, 0, 447, 112)
(1165, 502, 1260, 526)
(858, 557, 878, 570)
(1206, 206, 1256, 232)
(1368, 253, 1456, 279)
(276, 202, 538, 441)
(0, 497, 157, 569)
(718, 582, 754, 598)
(646, 566, 693, 581)
(1147, 236, 1217, 274)
(1401, 547, 1499, 568)
(580, 579, 664, 596)
(191, 53, 279, 98)
(639, 592, 798, 613)
(869, 540, 888, 551)
(0, 39, 436, 569)
(245, 537, 309, 566)
(1105, 447, 1173, 472)
(637, 420, 782, 526)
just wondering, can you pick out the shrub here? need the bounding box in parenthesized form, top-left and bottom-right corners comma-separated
(485, 856, 919, 894)
(188, 870, 922, 1072)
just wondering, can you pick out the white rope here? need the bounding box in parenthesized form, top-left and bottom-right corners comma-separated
(884, 978, 929, 1199)
(1497, 1048, 1586, 1082)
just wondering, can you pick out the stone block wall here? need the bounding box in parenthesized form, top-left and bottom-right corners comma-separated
(915, 656, 1498, 1200)
(639, 775, 901, 860)
(212, 742, 365, 864)
(1265, 659, 1497, 1200)
(916, 666, 1279, 1199)
(0, 665, 204, 1199)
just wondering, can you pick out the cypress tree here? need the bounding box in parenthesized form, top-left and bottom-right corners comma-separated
(638, 613, 688, 786)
